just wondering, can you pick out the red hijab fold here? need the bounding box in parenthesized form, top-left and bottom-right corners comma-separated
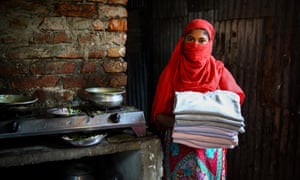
(151, 19, 245, 123)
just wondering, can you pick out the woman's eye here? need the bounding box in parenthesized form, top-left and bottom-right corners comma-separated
(198, 39, 208, 44)
(185, 35, 208, 44)
(185, 35, 195, 42)
(185, 36, 195, 42)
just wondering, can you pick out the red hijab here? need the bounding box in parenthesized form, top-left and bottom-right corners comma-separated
(151, 19, 245, 123)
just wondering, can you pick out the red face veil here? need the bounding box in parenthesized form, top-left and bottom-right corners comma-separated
(174, 19, 222, 92)
(181, 19, 214, 64)
(181, 42, 212, 63)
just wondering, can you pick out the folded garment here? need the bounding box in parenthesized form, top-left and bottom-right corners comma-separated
(173, 90, 244, 121)
(172, 90, 245, 149)
(173, 125, 238, 139)
(175, 119, 245, 133)
(172, 131, 238, 146)
(174, 138, 236, 149)
(175, 114, 245, 125)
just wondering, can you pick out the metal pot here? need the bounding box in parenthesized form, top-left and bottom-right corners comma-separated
(83, 87, 125, 108)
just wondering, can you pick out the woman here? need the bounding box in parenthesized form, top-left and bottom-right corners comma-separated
(151, 19, 245, 180)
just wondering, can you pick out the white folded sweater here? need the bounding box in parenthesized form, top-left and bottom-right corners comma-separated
(172, 90, 245, 148)
(173, 90, 244, 121)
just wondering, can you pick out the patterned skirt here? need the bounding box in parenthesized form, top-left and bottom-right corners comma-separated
(162, 129, 227, 180)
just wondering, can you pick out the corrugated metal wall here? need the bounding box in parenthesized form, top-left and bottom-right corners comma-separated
(126, 0, 150, 119)
(126, 0, 300, 179)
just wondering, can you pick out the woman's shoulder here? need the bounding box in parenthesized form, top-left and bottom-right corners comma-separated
(214, 59, 224, 66)
(213, 59, 225, 71)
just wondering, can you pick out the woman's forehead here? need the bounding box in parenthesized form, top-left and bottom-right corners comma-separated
(186, 29, 208, 37)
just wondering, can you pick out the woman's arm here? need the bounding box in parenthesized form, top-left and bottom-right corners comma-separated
(219, 67, 245, 104)
(156, 113, 175, 129)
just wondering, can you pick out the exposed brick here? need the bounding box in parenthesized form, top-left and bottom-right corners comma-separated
(92, 19, 104, 30)
(107, 46, 126, 57)
(88, 49, 107, 58)
(0, 36, 18, 43)
(103, 59, 127, 72)
(63, 75, 87, 88)
(32, 89, 47, 102)
(67, 74, 107, 88)
(30, 32, 50, 44)
(78, 33, 96, 44)
(55, 46, 82, 59)
(0, 66, 21, 75)
(53, 32, 72, 43)
(30, 62, 44, 75)
(0, 1, 49, 16)
(0, 62, 27, 75)
(94, 76, 106, 87)
(39, 17, 66, 31)
(99, 32, 127, 46)
(86, 74, 107, 87)
(62, 62, 77, 74)
(8, 46, 83, 59)
(81, 61, 96, 73)
(56, 2, 97, 18)
(88, 0, 106, 3)
(99, 5, 128, 18)
(33, 88, 75, 107)
(30, 62, 75, 75)
(0, 1, 129, 107)
(108, 73, 127, 87)
(68, 18, 93, 30)
(108, 19, 127, 32)
(108, 0, 128, 5)
(11, 75, 59, 89)
(7, 47, 52, 59)
(8, 18, 27, 30)
(112, 32, 127, 45)
(31, 31, 72, 44)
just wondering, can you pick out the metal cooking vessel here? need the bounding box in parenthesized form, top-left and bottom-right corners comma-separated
(0, 94, 38, 110)
(0, 94, 38, 106)
(83, 87, 125, 108)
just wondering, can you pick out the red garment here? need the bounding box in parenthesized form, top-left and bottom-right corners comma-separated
(151, 19, 245, 180)
(151, 19, 245, 123)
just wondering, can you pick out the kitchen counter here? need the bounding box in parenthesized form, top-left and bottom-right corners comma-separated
(0, 132, 163, 180)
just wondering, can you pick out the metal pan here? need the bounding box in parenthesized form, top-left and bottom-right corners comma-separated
(0, 94, 38, 106)
(81, 87, 125, 108)
(61, 133, 107, 147)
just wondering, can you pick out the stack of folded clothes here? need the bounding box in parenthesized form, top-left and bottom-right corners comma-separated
(172, 90, 245, 149)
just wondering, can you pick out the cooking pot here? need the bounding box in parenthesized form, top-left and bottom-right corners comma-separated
(82, 87, 125, 108)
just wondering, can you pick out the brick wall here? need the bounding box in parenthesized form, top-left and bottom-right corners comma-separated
(0, 0, 128, 107)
